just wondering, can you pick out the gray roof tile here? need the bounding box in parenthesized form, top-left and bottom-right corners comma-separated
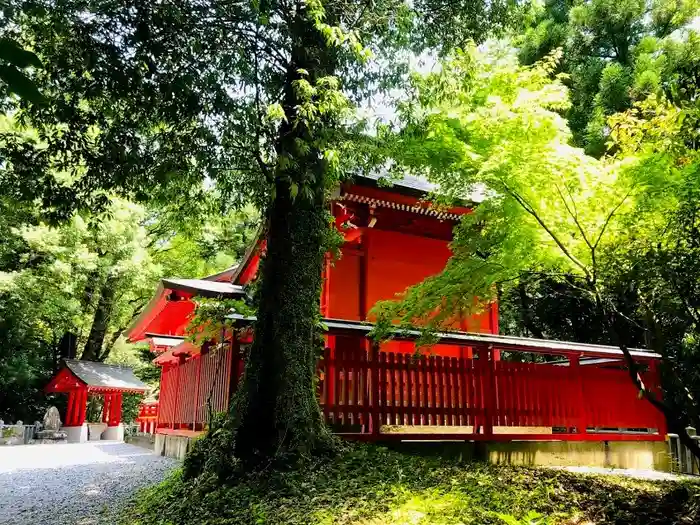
(64, 359, 149, 391)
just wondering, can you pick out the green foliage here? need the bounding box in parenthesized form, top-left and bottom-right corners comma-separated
(0, 192, 254, 422)
(517, 0, 700, 155)
(124, 443, 700, 524)
(0, 26, 45, 104)
(496, 510, 544, 525)
(1, 198, 162, 362)
(375, 47, 598, 332)
(376, 34, 700, 445)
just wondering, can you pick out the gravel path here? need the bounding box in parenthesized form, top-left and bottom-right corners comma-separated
(0, 441, 177, 525)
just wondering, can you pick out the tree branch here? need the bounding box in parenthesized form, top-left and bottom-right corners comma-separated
(593, 189, 633, 250)
(505, 183, 593, 280)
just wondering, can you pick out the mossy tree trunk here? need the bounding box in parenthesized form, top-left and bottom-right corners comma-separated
(232, 8, 338, 463)
(81, 273, 120, 362)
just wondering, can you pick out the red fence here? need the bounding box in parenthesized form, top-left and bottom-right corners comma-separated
(158, 345, 234, 429)
(318, 338, 666, 441)
(156, 336, 665, 441)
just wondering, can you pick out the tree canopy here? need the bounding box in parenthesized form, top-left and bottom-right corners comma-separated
(518, 0, 700, 156)
(0, 193, 255, 422)
(373, 32, 700, 456)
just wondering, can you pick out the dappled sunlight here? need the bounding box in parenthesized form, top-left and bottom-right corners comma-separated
(126, 445, 700, 525)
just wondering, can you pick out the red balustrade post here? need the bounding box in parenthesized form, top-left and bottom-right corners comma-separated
(327, 335, 336, 419)
(478, 346, 494, 437)
(370, 340, 380, 437)
(569, 354, 587, 436)
(192, 356, 202, 429)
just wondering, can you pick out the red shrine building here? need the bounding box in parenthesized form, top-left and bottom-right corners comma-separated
(127, 175, 666, 455)
(45, 359, 148, 442)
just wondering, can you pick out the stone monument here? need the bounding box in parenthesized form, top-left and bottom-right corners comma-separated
(35, 406, 67, 443)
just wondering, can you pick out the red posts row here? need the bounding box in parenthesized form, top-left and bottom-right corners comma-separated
(156, 343, 237, 430)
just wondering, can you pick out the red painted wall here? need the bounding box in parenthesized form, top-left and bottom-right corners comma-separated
(364, 228, 452, 314)
(327, 227, 498, 358)
(327, 251, 362, 320)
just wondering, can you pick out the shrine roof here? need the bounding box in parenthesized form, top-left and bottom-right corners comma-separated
(219, 315, 662, 361)
(321, 318, 662, 360)
(126, 269, 248, 342)
(161, 278, 246, 299)
(47, 359, 149, 393)
(356, 173, 486, 203)
(148, 334, 186, 347)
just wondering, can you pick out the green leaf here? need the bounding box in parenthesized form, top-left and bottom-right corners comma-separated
(289, 182, 299, 200)
(0, 38, 42, 68)
(0, 64, 45, 104)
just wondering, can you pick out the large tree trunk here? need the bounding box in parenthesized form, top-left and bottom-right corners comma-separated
(232, 7, 338, 463)
(81, 274, 119, 362)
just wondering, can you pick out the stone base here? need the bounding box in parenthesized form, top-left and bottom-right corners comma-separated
(102, 424, 124, 441)
(154, 430, 203, 460)
(0, 436, 24, 446)
(36, 430, 67, 441)
(87, 423, 107, 441)
(63, 424, 88, 443)
(390, 439, 671, 472)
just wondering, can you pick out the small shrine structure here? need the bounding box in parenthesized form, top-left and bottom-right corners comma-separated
(45, 359, 148, 442)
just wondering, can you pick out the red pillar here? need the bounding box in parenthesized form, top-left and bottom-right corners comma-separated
(109, 392, 122, 426)
(359, 236, 369, 320)
(321, 256, 331, 317)
(66, 391, 76, 426)
(489, 304, 501, 361)
(76, 388, 88, 426)
(103, 393, 111, 424)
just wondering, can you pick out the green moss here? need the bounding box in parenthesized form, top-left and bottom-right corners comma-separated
(123, 444, 700, 525)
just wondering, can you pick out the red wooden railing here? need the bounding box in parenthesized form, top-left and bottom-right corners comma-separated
(136, 402, 159, 434)
(157, 345, 234, 430)
(318, 339, 666, 441)
(156, 337, 665, 441)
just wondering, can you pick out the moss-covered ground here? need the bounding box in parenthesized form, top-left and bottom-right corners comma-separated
(123, 444, 699, 525)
